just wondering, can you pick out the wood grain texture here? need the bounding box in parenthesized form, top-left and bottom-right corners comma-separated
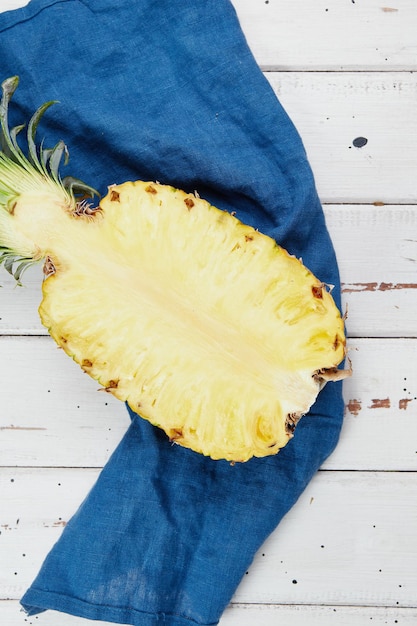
(233, 0, 417, 71)
(2, 602, 417, 626)
(1, 469, 416, 607)
(222, 604, 417, 626)
(328, 205, 417, 338)
(267, 72, 417, 204)
(1, 0, 28, 10)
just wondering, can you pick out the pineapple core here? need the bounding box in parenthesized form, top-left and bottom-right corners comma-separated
(32, 181, 347, 462)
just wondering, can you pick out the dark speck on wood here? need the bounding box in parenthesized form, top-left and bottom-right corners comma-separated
(353, 136, 368, 148)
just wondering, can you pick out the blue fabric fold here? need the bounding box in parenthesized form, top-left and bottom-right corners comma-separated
(0, 1, 345, 624)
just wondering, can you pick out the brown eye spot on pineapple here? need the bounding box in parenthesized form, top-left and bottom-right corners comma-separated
(312, 284, 324, 299)
(184, 197, 195, 210)
(110, 189, 120, 202)
(285, 412, 301, 436)
(43, 256, 56, 277)
(169, 428, 184, 442)
(102, 380, 119, 393)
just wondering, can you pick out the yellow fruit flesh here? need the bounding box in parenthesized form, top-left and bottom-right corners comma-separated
(32, 181, 347, 462)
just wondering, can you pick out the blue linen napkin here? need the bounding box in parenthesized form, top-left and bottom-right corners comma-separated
(0, 1, 345, 624)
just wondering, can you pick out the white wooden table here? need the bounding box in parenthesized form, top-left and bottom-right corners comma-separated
(1, 1, 416, 625)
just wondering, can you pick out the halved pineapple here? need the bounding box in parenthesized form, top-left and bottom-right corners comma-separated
(0, 77, 349, 462)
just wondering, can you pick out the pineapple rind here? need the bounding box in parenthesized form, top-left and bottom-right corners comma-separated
(38, 180, 346, 462)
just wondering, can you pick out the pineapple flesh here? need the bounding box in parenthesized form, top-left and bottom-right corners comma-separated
(0, 77, 349, 462)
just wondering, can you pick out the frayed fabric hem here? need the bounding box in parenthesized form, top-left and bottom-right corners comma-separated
(21, 589, 220, 626)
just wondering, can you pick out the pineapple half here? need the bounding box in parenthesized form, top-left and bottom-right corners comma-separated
(0, 77, 349, 462)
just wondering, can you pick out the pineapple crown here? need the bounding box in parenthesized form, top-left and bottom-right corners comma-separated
(0, 76, 98, 282)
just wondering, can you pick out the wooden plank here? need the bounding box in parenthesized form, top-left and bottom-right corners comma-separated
(266, 72, 417, 204)
(3, 1, 417, 71)
(1, 468, 416, 608)
(1, 1, 28, 11)
(327, 205, 417, 338)
(235, 471, 417, 607)
(223, 604, 417, 626)
(324, 337, 417, 471)
(0, 335, 129, 467)
(0, 264, 44, 335)
(232, 0, 417, 71)
(2, 601, 417, 626)
(0, 468, 99, 601)
(0, 337, 416, 471)
(1, 204, 417, 338)
(1, 602, 117, 626)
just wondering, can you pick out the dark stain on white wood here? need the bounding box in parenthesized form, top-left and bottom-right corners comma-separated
(346, 398, 362, 416)
(342, 282, 417, 293)
(353, 137, 368, 148)
(369, 398, 391, 409)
